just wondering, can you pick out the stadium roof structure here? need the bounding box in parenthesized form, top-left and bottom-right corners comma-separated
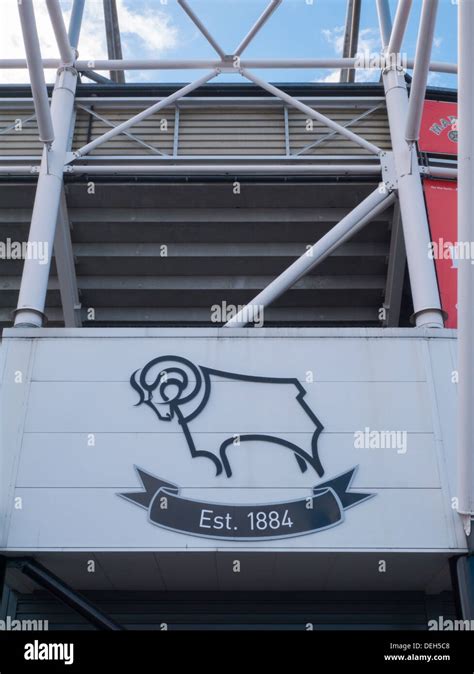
(0, 0, 472, 531)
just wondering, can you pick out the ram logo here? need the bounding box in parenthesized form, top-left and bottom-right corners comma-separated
(130, 355, 325, 479)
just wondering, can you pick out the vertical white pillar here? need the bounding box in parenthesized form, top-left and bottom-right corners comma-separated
(17, 0, 54, 144)
(405, 0, 439, 143)
(457, 0, 474, 535)
(14, 77, 79, 324)
(68, 0, 86, 50)
(387, 0, 413, 56)
(46, 0, 75, 66)
(376, 0, 392, 50)
(382, 67, 444, 327)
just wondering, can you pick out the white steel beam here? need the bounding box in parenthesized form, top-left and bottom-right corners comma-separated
(69, 2, 110, 86)
(13, 0, 84, 327)
(66, 163, 381, 176)
(72, 70, 218, 159)
(54, 190, 82, 327)
(457, 0, 474, 535)
(420, 60, 456, 74)
(17, 0, 54, 144)
(14, 67, 79, 327)
(241, 68, 382, 155)
(48, 0, 85, 327)
(382, 67, 444, 327)
(76, 104, 169, 156)
(18, 0, 82, 328)
(178, 0, 226, 59)
(234, 0, 282, 57)
(293, 103, 384, 157)
(405, 0, 439, 142)
(387, 0, 413, 56)
(0, 166, 37, 175)
(376, 0, 393, 50)
(225, 187, 396, 328)
(0, 58, 458, 73)
(46, 0, 75, 66)
(425, 166, 457, 179)
(68, 0, 85, 50)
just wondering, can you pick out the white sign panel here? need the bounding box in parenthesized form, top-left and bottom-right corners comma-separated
(0, 328, 466, 552)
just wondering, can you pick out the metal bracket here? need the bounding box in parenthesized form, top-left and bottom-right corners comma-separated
(11, 306, 47, 326)
(379, 151, 397, 192)
(57, 64, 77, 76)
(218, 55, 240, 74)
(381, 63, 406, 78)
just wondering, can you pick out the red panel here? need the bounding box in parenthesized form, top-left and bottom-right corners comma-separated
(419, 101, 458, 155)
(424, 179, 458, 328)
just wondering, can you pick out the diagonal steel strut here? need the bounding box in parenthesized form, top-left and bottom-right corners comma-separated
(71, 70, 219, 160)
(241, 68, 382, 156)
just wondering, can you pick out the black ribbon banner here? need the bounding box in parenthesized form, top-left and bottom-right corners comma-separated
(120, 468, 371, 540)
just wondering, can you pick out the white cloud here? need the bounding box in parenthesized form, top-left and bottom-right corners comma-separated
(117, 0, 178, 55)
(321, 26, 345, 55)
(321, 24, 381, 58)
(354, 27, 382, 83)
(0, 0, 64, 83)
(0, 0, 178, 84)
(357, 27, 381, 57)
(433, 36, 443, 50)
(355, 68, 380, 83)
(315, 69, 340, 83)
(319, 26, 382, 84)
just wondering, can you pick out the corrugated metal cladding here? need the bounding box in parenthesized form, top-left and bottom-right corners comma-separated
(0, 182, 400, 328)
(0, 90, 403, 329)
(0, 100, 390, 157)
(10, 591, 456, 631)
(0, 110, 40, 156)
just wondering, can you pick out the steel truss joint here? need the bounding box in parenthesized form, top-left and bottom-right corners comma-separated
(381, 64, 406, 80)
(220, 55, 239, 73)
(12, 306, 47, 327)
(56, 64, 78, 77)
(379, 151, 398, 192)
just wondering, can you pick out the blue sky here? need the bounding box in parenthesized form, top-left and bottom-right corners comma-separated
(0, 0, 458, 87)
(97, 0, 459, 87)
